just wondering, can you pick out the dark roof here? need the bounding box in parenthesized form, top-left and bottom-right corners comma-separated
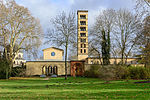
(77, 10, 88, 14)
(26, 59, 70, 62)
(87, 57, 140, 59)
(70, 60, 85, 62)
(15, 58, 25, 60)
(42, 47, 64, 51)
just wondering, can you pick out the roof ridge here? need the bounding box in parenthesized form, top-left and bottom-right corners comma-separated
(42, 47, 64, 51)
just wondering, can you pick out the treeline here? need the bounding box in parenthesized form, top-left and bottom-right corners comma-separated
(89, 5, 150, 67)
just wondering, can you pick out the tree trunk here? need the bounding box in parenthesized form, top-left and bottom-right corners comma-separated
(65, 42, 68, 80)
(121, 47, 125, 65)
(107, 31, 110, 65)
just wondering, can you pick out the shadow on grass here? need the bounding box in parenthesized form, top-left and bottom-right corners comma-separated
(0, 89, 150, 99)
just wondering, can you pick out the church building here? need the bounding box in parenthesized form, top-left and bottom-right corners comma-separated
(26, 10, 138, 77)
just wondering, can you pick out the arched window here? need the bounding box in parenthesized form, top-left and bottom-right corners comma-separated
(19, 54, 21, 58)
(42, 65, 58, 75)
(91, 61, 93, 64)
(48, 66, 53, 75)
(84, 44, 86, 48)
(42, 66, 47, 75)
(97, 61, 99, 64)
(53, 66, 58, 75)
(84, 49, 86, 53)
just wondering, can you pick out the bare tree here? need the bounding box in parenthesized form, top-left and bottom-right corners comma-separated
(0, 0, 43, 78)
(45, 11, 76, 79)
(137, 16, 150, 67)
(135, 0, 150, 19)
(68, 42, 77, 60)
(113, 9, 141, 64)
(136, 0, 150, 7)
(144, 0, 150, 6)
(91, 9, 116, 65)
(88, 43, 103, 65)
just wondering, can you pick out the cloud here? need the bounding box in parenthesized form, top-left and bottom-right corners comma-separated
(70, 0, 136, 10)
(69, 0, 136, 26)
(15, 0, 137, 59)
(16, 0, 136, 31)
(70, 0, 107, 10)
(16, 0, 57, 30)
(106, 0, 136, 10)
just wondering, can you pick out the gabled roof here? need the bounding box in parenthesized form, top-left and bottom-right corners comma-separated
(42, 47, 64, 51)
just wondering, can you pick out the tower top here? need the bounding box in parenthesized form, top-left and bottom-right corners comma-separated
(77, 10, 88, 14)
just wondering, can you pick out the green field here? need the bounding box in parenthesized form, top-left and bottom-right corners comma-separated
(0, 77, 150, 100)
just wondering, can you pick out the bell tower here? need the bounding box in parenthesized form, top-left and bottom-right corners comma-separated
(77, 10, 88, 60)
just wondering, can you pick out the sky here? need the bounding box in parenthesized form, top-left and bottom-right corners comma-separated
(15, 0, 137, 60)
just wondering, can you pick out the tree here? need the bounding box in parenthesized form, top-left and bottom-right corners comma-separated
(113, 9, 141, 65)
(144, 0, 150, 6)
(88, 44, 103, 65)
(91, 9, 116, 65)
(134, 0, 150, 67)
(45, 11, 76, 79)
(136, 0, 150, 7)
(68, 42, 77, 60)
(135, 0, 150, 20)
(138, 16, 150, 67)
(0, 0, 43, 79)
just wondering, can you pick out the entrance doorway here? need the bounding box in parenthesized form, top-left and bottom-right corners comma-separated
(70, 61, 85, 77)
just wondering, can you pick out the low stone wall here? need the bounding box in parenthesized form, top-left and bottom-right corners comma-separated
(84, 64, 145, 71)
(84, 64, 102, 71)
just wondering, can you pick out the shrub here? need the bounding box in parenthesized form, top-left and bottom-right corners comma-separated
(84, 65, 150, 80)
(128, 66, 150, 79)
(0, 60, 9, 79)
(84, 65, 101, 78)
(99, 65, 116, 82)
(114, 66, 130, 79)
(11, 67, 26, 77)
(99, 65, 150, 80)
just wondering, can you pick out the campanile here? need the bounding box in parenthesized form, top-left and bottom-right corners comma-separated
(77, 10, 88, 60)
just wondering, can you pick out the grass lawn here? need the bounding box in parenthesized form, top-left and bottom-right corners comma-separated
(0, 77, 150, 100)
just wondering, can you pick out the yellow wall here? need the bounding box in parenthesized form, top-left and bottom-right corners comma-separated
(86, 58, 139, 65)
(43, 48, 63, 60)
(26, 61, 70, 76)
(78, 55, 88, 60)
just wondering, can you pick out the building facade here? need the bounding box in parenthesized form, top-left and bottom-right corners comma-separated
(43, 47, 64, 60)
(26, 10, 140, 77)
(13, 52, 26, 67)
(26, 47, 70, 76)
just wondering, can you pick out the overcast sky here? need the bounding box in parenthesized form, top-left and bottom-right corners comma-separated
(16, 0, 136, 29)
(15, 0, 137, 60)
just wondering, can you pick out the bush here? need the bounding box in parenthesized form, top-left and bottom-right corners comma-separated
(0, 60, 9, 79)
(84, 64, 150, 80)
(114, 66, 130, 79)
(11, 67, 26, 77)
(99, 65, 116, 81)
(84, 65, 101, 78)
(128, 66, 150, 79)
